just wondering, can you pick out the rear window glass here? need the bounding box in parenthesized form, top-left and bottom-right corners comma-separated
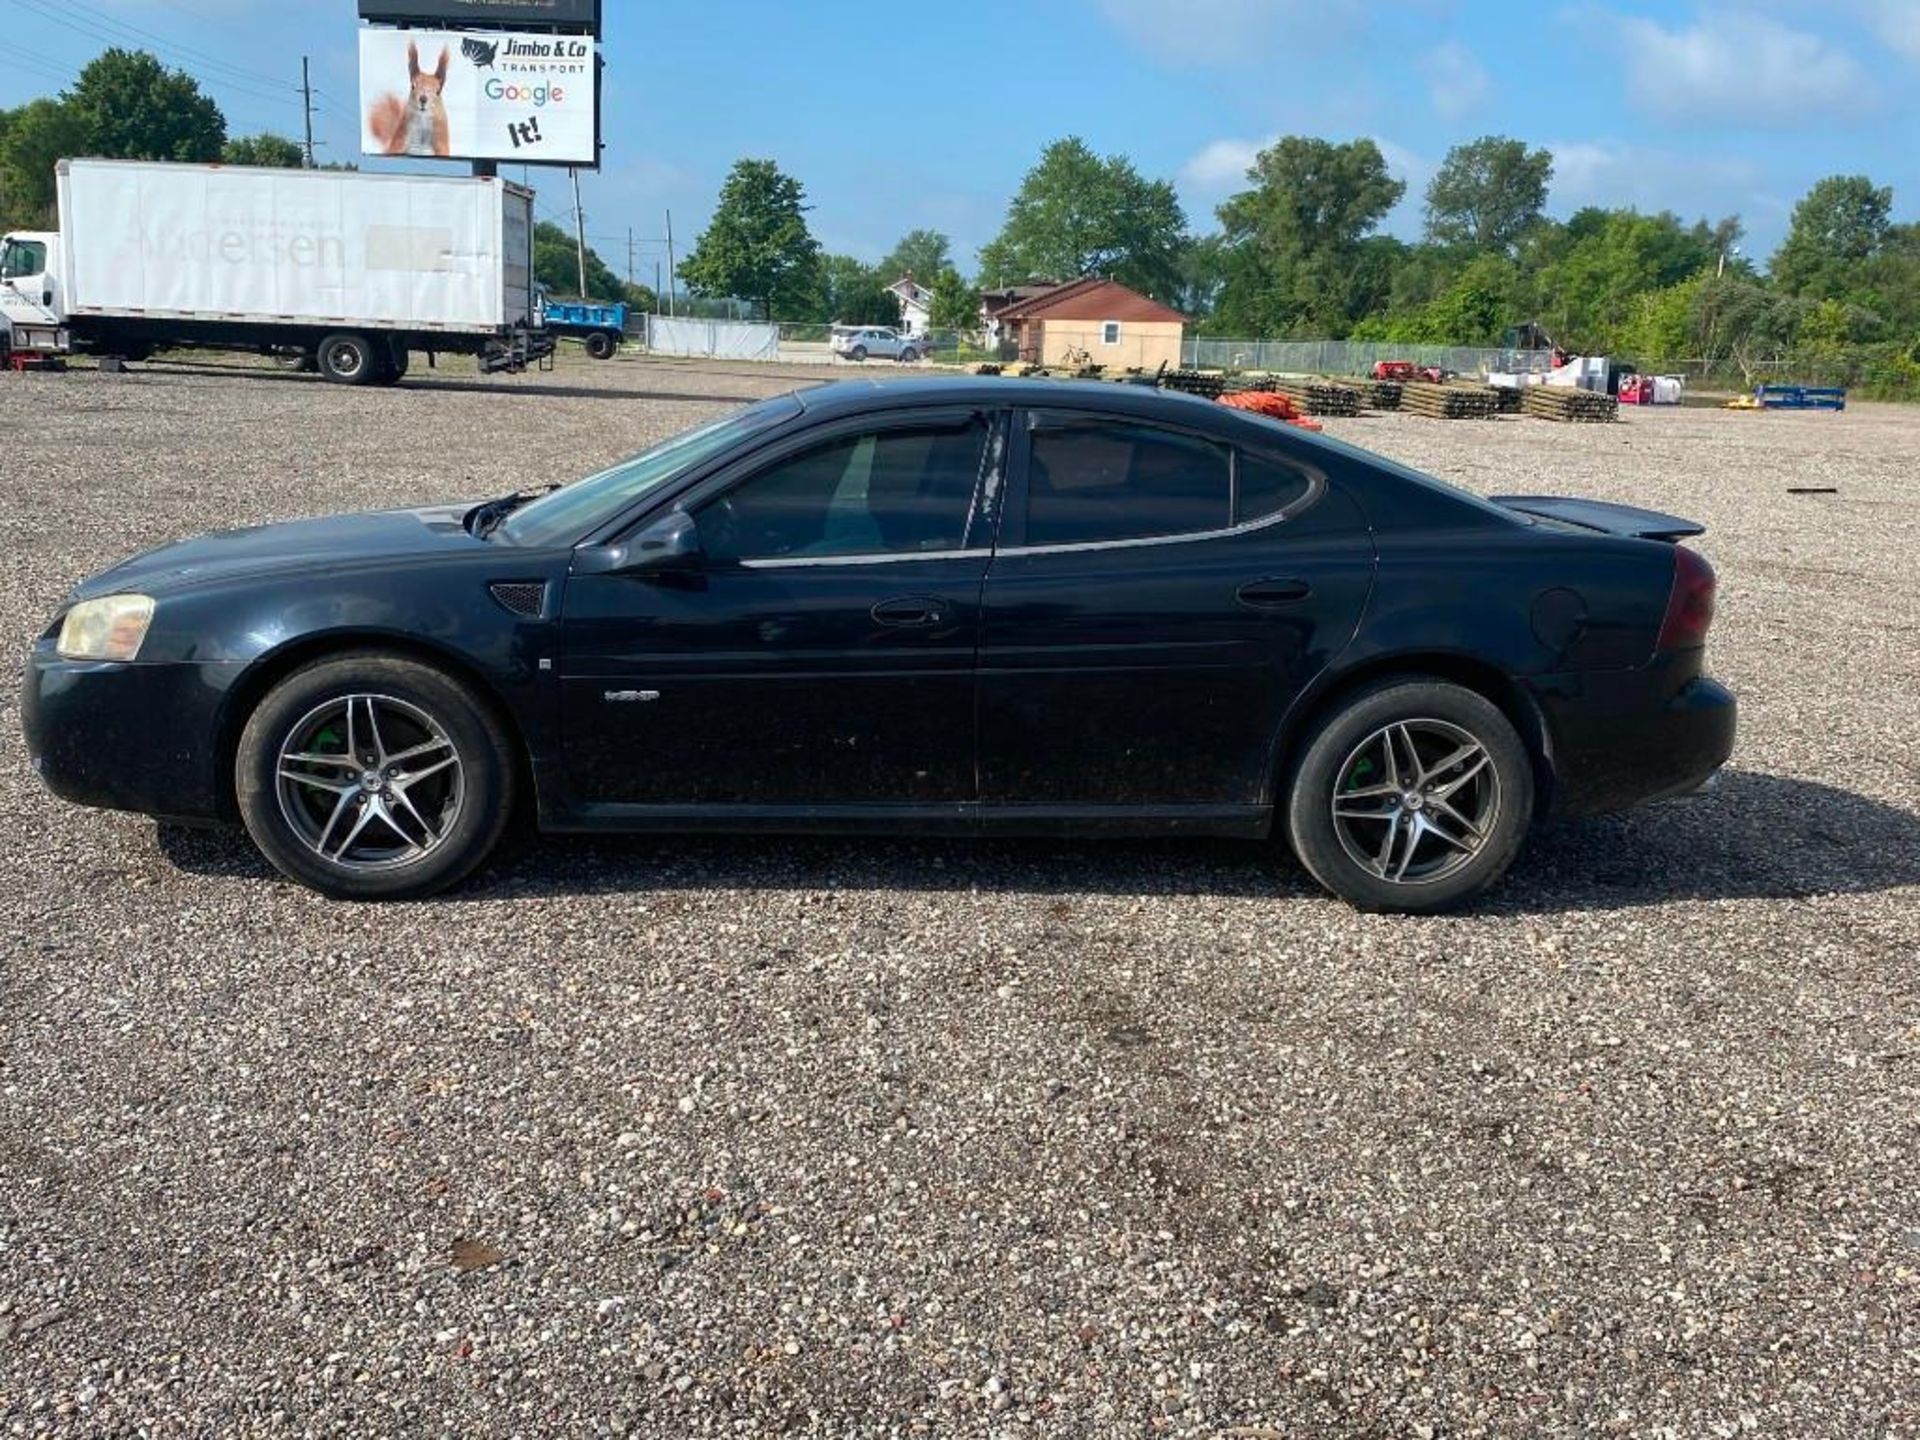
(1235, 451, 1314, 523)
(1026, 419, 1231, 546)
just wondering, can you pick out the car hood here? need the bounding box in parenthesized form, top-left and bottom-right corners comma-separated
(72, 504, 487, 600)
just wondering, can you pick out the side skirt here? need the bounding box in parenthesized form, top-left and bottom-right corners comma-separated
(540, 801, 1271, 840)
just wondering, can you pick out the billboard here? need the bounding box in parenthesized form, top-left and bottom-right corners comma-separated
(357, 0, 600, 29)
(359, 27, 597, 165)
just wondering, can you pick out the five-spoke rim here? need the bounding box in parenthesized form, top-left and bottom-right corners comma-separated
(1330, 718, 1501, 886)
(275, 693, 464, 873)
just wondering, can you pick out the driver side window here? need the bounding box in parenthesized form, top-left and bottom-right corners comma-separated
(698, 419, 991, 563)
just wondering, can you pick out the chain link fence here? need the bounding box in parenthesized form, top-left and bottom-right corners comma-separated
(1181, 338, 1556, 377)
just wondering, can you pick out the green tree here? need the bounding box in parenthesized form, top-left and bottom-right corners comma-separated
(928, 266, 980, 331)
(65, 48, 225, 163)
(678, 158, 823, 321)
(0, 98, 86, 225)
(1213, 136, 1404, 337)
(222, 133, 305, 168)
(1771, 175, 1893, 299)
(533, 221, 625, 302)
(1424, 136, 1552, 253)
(977, 136, 1188, 300)
(817, 253, 901, 325)
(881, 228, 952, 282)
(1532, 210, 1716, 350)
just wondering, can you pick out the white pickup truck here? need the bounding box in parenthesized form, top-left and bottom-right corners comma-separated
(0, 159, 553, 383)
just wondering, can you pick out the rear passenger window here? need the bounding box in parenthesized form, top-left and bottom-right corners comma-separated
(1025, 418, 1231, 546)
(1236, 451, 1314, 523)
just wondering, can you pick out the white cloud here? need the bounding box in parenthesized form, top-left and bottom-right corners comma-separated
(1417, 41, 1489, 120)
(1613, 13, 1875, 126)
(1095, 0, 1359, 67)
(1180, 137, 1267, 193)
(1853, 0, 1920, 62)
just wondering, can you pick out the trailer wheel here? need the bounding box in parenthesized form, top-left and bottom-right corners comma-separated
(373, 338, 411, 386)
(584, 330, 617, 360)
(317, 333, 378, 386)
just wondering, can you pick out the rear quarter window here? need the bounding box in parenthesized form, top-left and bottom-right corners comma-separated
(1236, 450, 1315, 524)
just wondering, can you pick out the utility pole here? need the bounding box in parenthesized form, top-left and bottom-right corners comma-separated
(569, 166, 588, 297)
(300, 57, 316, 169)
(665, 208, 677, 318)
(654, 261, 662, 313)
(627, 227, 636, 293)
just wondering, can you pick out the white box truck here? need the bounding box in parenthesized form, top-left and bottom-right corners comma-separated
(0, 158, 552, 384)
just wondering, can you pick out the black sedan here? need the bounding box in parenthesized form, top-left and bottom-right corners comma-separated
(23, 378, 1734, 912)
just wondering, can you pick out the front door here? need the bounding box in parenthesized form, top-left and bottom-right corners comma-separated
(978, 408, 1374, 810)
(560, 409, 1003, 810)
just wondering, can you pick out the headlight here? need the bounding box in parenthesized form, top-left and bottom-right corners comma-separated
(57, 594, 156, 661)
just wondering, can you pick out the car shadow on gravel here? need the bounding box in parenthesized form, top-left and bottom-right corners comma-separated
(153, 769, 1919, 913)
(122, 362, 766, 407)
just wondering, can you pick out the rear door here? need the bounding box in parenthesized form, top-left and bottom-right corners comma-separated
(977, 407, 1374, 810)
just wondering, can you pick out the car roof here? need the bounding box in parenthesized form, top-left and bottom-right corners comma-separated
(792, 376, 1228, 424)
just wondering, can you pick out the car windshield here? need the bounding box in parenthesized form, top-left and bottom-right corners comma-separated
(495, 393, 804, 547)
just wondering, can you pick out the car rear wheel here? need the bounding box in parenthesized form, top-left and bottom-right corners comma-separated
(235, 652, 516, 899)
(1285, 679, 1532, 913)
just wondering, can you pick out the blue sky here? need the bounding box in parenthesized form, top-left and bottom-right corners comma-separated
(5, 0, 1918, 280)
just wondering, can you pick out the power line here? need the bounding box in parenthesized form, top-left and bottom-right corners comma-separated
(25, 0, 306, 94)
(10, 0, 309, 111)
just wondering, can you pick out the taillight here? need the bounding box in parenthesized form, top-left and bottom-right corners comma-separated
(1657, 545, 1716, 651)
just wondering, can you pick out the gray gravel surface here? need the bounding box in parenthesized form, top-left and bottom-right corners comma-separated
(2, 358, 1917, 1437)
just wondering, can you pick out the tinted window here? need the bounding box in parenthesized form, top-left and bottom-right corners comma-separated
(1025, 419, 1230, 546)
(701, 421, 989, 562)
(1236, 450, 1314, 524)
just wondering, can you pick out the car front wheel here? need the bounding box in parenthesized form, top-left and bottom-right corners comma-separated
(235, 652, 516, 899)
(1286, 679, 1533, 913)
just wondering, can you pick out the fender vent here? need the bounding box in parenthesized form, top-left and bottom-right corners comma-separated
(488, 581, 548, 618)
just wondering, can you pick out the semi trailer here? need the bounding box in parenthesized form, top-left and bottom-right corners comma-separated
(0, 159, 553, 383)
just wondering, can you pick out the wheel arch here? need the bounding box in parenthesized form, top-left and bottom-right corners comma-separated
(1269, 651, 1555, 823)
(213, 630, 537, 823)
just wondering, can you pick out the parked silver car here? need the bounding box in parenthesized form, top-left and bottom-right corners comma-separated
(831, 326, 921, 363)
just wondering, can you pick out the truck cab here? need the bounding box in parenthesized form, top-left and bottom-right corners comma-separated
(0, 230, 69, 360)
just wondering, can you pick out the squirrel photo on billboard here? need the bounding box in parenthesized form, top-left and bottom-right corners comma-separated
(367, 40, 452, 157)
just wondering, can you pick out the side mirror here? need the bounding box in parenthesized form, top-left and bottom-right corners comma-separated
(575, 510, 704, 576)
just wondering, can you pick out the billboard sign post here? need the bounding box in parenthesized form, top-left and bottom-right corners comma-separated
(359, 27, 597, 166)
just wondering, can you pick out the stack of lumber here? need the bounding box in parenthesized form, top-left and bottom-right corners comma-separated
(1273, 378, 1362, 416)
(1479, 383, 1524, 414)
(1161, 370, 1227, 399)
(1523, 387, 1618, 423)
(1402, 381, 1500, 419)
(1223, 373, 1279, 394)
(1359, 379, 1403, 410)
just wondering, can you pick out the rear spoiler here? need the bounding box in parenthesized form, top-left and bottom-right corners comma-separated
(1491, 495, 1705, 542)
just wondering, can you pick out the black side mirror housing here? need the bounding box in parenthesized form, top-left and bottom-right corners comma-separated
(575, 510, 704, 576)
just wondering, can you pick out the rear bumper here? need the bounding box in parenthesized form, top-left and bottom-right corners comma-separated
(1527, 659, 1736, 817)
(22, 643, 233, 822)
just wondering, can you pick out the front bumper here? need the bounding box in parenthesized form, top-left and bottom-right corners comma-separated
(22, 642, 237, 823)
(1528, 659, 1736, 818)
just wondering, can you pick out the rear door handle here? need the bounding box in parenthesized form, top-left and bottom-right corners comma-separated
(871, 595, 948, 627)
(1237, 578, 1312, 607)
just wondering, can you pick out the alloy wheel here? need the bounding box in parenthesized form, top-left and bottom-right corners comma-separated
(1330, 717, 1501, 886)
(274, 693, 465, 873)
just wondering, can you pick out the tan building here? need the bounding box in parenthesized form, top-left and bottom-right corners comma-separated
(982, 276, 1187, 371)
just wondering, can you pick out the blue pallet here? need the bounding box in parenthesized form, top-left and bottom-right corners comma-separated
(1754, 384, 1846, 411)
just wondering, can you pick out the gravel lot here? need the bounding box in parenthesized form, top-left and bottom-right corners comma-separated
(2, 356, 1916, 1437)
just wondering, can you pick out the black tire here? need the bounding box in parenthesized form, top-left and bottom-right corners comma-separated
(898, 347, 919, 364)
(850, 345, 867, 362)
(235, 652, 517, 900)
(1285, 678, 1533, 914)
(383, 340, 411, 383)
(317, 332, 378, 386)
(583, 329, 617, 360)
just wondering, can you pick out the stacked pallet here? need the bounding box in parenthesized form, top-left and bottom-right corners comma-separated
(1523, 387, 1618, 423)
(1359, 379, 1403, 410)
(1402, 382, 1500, 419)
(1480, 383, 1524, 414)
(1162, 370, 1228, 399)
(1274, 378, 1362, 417)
